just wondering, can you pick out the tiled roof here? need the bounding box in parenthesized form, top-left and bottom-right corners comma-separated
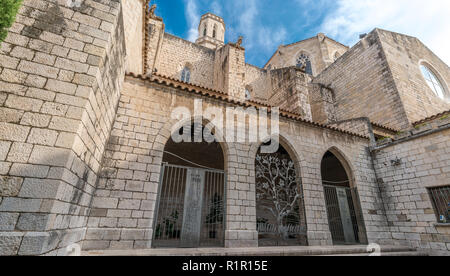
(125, 72, 370, 140)
(413, 110, 450, 126)
(371, 122, 399, 133)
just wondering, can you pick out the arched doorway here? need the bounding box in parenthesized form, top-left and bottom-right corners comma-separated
(153, 123, 226, 248)
(255, 140, 308, 246)
(321, 149, 367, 245)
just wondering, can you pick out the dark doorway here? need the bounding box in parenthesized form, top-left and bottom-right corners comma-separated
(321, 150, 367, 245)
(153, 124, 226, 248)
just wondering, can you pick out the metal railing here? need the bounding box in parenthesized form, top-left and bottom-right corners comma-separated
(323, 185, 367, 244)
(428, 186, 450, 223)
(153, 164, 226, 248)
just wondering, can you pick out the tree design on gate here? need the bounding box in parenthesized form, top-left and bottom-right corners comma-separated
(255, 151, 307, 245)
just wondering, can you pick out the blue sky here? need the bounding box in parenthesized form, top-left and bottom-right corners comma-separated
(151, 0, 450, 68)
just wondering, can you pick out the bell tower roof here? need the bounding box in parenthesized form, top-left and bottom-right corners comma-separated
(195, 13, 226, 49)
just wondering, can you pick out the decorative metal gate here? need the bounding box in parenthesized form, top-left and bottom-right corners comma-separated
(323, 185, 367, 245)
(153, 164, 226, 248)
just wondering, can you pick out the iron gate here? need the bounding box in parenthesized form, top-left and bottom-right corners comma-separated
(153, 164, 226, 248)
(323, 185, 367, 245)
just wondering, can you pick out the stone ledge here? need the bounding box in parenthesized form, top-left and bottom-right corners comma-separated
(434, 224, 450, 235)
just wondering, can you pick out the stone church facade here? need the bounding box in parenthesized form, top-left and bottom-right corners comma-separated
(0, 0, 449, 255)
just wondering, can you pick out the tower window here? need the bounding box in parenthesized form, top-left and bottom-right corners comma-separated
(296, 54, 313, 75)
(420, 64, 446, 99)
(213, 25, 217, 39)
(203, 25, 207, 37)
(181, 67, 191, 83)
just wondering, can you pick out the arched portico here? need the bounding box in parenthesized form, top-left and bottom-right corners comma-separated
(320, 147, 368, 245)
(151, 117, 231, 248)
(250, 134, 308, 246)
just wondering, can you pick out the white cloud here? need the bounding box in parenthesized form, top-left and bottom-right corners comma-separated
(319, 0, 450, 65)
(226, 0, 286, 54)
(184, 0, 200, 42)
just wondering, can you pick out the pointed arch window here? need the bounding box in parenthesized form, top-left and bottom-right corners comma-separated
(203, 25, 207, 37)
(296, 53, 313, 75)
(420, 64, 446, 99)
(181, 67, 191, 83)
(245, 89, 251, 100)
(334, 51, 341, 61)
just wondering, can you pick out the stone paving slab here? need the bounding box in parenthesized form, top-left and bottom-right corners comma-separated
(82, 245, 417, 256)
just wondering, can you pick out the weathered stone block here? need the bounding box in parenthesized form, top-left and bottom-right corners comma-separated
(0, 122, 30, 142)
(0, 232, 23, 255)
(0, 213, 20, 231)
(18, 232, 59, 255)
(18, 178, 60, 199)
(28, 146, 71, 167)
(0, 176, 23, 197)
(27, 128, 58, 146)
(0, 198, 41, 212)
(16, 213, 50, 231)
(9, 164, 50, 178)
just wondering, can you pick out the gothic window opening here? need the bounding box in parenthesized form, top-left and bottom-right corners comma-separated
(334, 51, 341, 61)
(203, 25, 207, 37)
(296, 53, 313, 75)
(255, 141, 308, 246)
(181, 67, 191, 83)
(153, 123, 226, 248)
(420, 64, 446, 99)
(321, 150, 367, 245)
(245, 87, 251, 100)
(213, 25, 217, 39)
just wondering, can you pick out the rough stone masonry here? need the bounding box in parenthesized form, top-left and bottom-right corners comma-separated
(0, 0, 449, 255)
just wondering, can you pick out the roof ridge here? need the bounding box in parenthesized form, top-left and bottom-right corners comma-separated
(125, 72, 369, 140)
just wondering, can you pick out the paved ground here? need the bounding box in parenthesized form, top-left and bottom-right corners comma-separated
(82, 245, 424, 256)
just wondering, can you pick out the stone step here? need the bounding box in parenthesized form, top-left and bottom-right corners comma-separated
(322, 251, 428, 256)
(82, 245, 422, 256)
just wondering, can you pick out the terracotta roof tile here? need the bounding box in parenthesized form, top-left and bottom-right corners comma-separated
(413, 110, 450, 126)
(125, 73, 369, 140)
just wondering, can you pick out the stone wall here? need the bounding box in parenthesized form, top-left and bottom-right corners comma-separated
(377, 29, 450, 123)
(371, 116, 450, 256)
(0, 0, 126, 255)
(83, 76, 391, 250)
(244, 64, 269, 101)
(268, 67, 312, 119)
(327, 118, 372, 141)
(122, 0, 144, 74)
(322, 37, 349, 67)
(309, 83, 336, 124)
(264, 35, 349, 76)
(156, 33, 215, 90)
(315, 30, 410, 130)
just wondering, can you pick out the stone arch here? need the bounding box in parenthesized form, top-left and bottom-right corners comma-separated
(319, 146, 356, 188)
(150, 115, 234, 248)
(418, 59, 449, 100)
(250, 132, 309, 246)
(320, 146, 368, 245)
(293, 49, 314, 75)
(333, 51, 342, 61)
(180, 63, 192, 83)
(249, 133, 306, 181)
(152, 115, 232, 172)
